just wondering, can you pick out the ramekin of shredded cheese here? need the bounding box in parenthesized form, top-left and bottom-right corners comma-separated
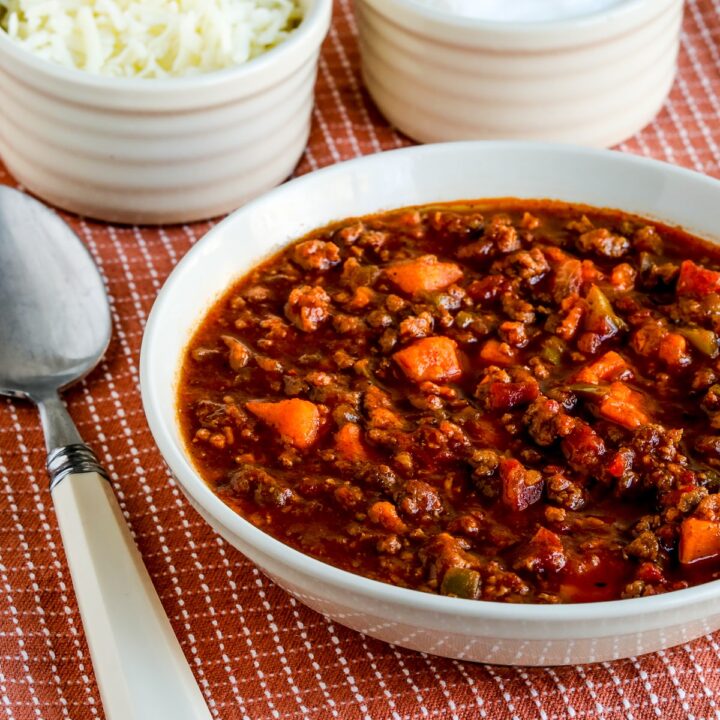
(0, 0, 331, 223)
(0, 0, 304, 78)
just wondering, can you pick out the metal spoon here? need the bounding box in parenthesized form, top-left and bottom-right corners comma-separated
(0, 186, 212, 720)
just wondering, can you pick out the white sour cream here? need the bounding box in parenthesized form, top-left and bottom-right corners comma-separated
(408, 0, 627, 22)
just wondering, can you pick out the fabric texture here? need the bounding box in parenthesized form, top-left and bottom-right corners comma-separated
(1, 1, 719, 718)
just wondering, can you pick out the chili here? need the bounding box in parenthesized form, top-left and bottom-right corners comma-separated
(177, 200, 720, 604)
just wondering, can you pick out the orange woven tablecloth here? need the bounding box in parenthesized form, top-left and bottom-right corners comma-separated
(1, 2, 720, 718)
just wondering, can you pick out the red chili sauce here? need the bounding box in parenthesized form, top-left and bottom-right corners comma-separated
(177, 200, 720, 603)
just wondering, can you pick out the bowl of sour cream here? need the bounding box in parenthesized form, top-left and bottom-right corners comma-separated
(355, 0, 684, 147)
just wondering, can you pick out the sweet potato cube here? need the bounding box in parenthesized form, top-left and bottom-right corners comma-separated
(574, 351, 630, 384)
(598, 382, 649, 430)
(334, 423, 369, 462)
(677, 260, 720, 298)
(393, 336, 462, 383)
(478, 338, 517, 367)
(658, 333, 691, 368)
(500, 458, 543, 512)
(246, 398, 320, 449)
(679, 517, 720, 564)
(385, 255, 463, 295)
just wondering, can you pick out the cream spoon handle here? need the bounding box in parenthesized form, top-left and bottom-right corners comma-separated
(52, 469, 213, 720)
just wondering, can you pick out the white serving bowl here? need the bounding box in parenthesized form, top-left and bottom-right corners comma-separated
(0, 0, 331, 225)
(141, 142, 720, 666)
(355, 0, 683, 147)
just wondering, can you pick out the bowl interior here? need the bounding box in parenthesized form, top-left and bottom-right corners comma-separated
(141, 140, 720, 618)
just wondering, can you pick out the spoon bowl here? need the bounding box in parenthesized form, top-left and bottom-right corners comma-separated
(0, 186, 110, 398)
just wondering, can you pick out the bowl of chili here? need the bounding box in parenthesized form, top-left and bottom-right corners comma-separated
(141, 141, 720, 665)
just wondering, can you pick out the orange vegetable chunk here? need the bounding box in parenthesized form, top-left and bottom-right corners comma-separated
(676, 260, 720, 298)
(610, 263, 636, 291)
(368, 501, 407, 534)
(334, 423, 369, 462)
(574, 351, 630, 384)
(385, 255, 463, 295)
(478, 338, 517, 367)
(246, 398, 320, 449)
(393, 336, 462, 383)
(679, 517, 720, 564)
(598, 382, 649, 430)
(658, 332, 691, 368)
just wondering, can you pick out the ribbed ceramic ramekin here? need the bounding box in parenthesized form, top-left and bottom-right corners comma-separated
(0, 0, 331, 224)
(355, 0, 683, 147)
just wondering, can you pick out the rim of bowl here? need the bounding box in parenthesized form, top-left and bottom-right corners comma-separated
(141, 140, 720, 625)
(0, 0, 330, 91)
(365, 0, 665, 33)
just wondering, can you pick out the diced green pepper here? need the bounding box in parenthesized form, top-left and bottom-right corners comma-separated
(680, 327, 719, 358)
(455, 311, 474, 329)
(585, 285, 626, 337)
(540, 336, 567, 365)
(440, 567, 481, 599)
(566, 383, 609, 397)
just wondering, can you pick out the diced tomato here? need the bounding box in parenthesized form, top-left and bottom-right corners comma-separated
(636, 562, 664, 584)
(499, 458, 543, 512)
(676, 260, 720, 298)
(466, 417, 509, 449)
(524, 527, 567, 573)
(606, 449, 633, 478)
(562, 422, 606, 469)
(488, 381, 539, 411)
(467, 275, 506, 301)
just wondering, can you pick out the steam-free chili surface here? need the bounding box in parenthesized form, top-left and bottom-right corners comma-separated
(178, 200, 720, 604)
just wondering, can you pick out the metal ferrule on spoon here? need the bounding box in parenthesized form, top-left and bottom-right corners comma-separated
(0, 187, 212, 720)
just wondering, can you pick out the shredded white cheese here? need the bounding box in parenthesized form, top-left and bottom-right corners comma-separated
(0, 0, 304, 78)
